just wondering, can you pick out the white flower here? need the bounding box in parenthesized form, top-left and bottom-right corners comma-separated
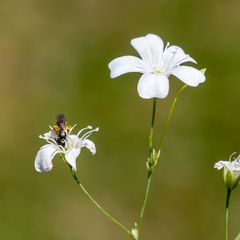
(108, 33, 206, 99)
(214, 154, 240, 190)
(35, 125, 99, 173)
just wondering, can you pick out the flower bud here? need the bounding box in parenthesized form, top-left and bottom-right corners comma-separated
(214, 154, 240, 191)
(146, 149, 160, 174)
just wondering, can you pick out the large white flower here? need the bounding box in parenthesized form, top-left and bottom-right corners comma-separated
(214, 155, 240, 190)
(35, 125, 99, 173)
(108, 33, 206, 99)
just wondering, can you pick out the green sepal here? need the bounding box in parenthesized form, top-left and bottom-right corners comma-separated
(224, 171, 240, 191)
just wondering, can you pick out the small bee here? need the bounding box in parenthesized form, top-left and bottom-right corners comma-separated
(52, 113, 71, 147)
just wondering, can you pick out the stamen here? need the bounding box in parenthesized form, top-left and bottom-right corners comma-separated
(66, 125, 72, 132)
(52, 125, 60, 133)
(164, 42, 170, 52)
(69, 124, 77, 134)
(229, 152, 237, 162)
(77, 126, 93, 137)
(81, 127, 99, 140)
(236, 154, 240, 161)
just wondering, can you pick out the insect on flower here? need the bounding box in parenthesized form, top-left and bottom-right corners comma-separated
(34, 114, 99, 173)
(52, 113, 71, 147)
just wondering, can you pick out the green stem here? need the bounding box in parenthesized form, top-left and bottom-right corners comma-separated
(69, 166, 131, 237)
(137, 98, 157, 235)
(158, 84, 188, 151)
(137, 173, 152, 232)
(149, 98, 157, 151)
(225, 189, 231, 240)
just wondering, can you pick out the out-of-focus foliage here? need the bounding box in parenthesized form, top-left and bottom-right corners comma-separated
(1, 0, 240, 239)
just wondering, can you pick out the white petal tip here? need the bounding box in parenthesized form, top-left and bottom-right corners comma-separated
(110, 73, 117, 79)
(214, 165, 221, 170)
(35, 166, 42, 173)
(214, 161, 224, 170)
(35, 168, 51, 173)
(34, 162, 52, 173)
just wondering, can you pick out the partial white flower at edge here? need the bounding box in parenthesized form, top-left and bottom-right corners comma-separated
(35, 125, 99, 173)
(108, 33, 206, 99)
(214, 154, 240, 190)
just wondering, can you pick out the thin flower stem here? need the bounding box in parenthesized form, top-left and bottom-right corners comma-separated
(225, 189, 231, 240)
(137, 98, 157, 235)
(137, 174, 152, 232)
(136, 85, 187, 237)
(60, 154, 131, 237)
(68, 167, 131, 236)
(158, 84, 188, 151)
(149, 98, 157, 151)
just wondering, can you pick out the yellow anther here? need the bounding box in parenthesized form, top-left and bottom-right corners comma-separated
(53, 125, 60, 133)
(66, 125, 71, 132)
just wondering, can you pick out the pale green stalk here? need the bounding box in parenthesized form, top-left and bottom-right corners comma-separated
(64, 85, 188, 240)
(158, 84, 188, 151)
(225, 189, 231, 240)
(60, 155, 131, 237)
(136, 85, 188, 238)
(137, 98, 156, 235)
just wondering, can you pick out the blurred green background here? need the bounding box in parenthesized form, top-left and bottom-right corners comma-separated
(1, 0, 240, 239)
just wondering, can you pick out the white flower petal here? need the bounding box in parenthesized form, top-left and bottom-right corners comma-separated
(67, 135, 80, 148)
(164, 45, 197, 66)
(232, 170, 240, 180)
(108, 56, 147, 78)
(81, 139, 96, 155)
(137, 73, 169, 99)
(171, 66, 206, 87)
(214, 161, 226, 170)
(214, 160, 240, 171)
(39, 130, 58, 144)
(65, 148, 81, 171)
(131, 34, 164, 67)
(231, 160, 240, 172)
(35, 144, 59, 172)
